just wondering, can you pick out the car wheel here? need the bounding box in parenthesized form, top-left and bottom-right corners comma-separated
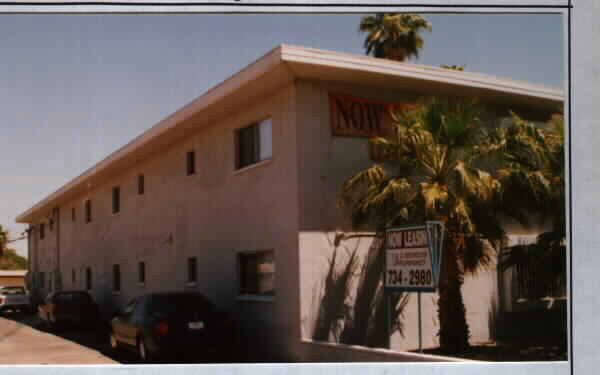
(137, 336, 151, 363)
(109, 331, 119, 351)
(48, 313, 59, 330)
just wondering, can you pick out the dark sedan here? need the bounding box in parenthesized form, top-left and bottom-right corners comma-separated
(38, 290, 101, 329)
(109, 292, 234, 363)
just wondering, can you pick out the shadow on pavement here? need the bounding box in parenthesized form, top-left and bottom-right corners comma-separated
(0, 310, 268, 364)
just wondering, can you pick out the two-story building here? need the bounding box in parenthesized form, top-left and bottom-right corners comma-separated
(16, 45, 563, 361)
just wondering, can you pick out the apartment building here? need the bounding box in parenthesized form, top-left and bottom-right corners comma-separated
(16, 45, 563, 361)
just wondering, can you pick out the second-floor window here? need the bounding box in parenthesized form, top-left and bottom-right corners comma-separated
(186, 151, 196, 175)
(85, 200, 92, 223)
(138, 174, 144, 195)
(236, 118, 272, 169)
(112, 186, 120, 214)
(39, 223, 45, 239)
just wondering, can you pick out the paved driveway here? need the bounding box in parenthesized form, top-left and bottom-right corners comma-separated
(0, 313, 117, 364)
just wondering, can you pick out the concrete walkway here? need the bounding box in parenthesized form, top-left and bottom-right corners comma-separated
(0, 316, 117, 364)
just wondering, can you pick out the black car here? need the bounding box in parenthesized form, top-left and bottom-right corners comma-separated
(109, 292, 234, 362)
(38, 291, 101, 329)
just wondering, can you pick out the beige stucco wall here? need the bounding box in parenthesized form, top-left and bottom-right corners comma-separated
(30, 83, 301, 359)
(292, 79, 551, 356)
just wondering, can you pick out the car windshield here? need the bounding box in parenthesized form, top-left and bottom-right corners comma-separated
(149, 294, 216, 317)
(0, 287, 26, 295)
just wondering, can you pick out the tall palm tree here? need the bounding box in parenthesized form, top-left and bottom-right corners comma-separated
(342, 97, 560, 352)
(359, 13, 431, 62)
(0, 225, 10, 257)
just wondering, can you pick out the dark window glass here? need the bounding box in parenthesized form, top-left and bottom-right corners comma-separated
(236, 118, 272, 169)
(112, 186, 120, 214)
(138, 262, 145, 283)
(39, 272, 45, 288)
(39, 223, 45, 239)
(49, 219, 53, 231)
(113, 264, 121, 292)
(72, 269, 76, 284)
(187, 257, 197, 283)
(138, 174, 144, 195)
(186, 151, 196, 175)
(72, 207, 76, 222)
(86, 267, 92, 290)
(85, 200, 92, 223)
(239, 251, 275, 295)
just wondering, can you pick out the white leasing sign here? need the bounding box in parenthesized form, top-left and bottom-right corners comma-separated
(385, 226, 436, 291)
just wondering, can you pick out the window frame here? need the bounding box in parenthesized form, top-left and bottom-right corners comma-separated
(85, 267, 92, 291)
(85, 200, 92, 223)
(187, 257, 197, 285)
(112, 264, 121, 293)
(112, 186, 120, 214)
(237, 250, 275, 299)
(138, 261, 146, 285)
(235, 117, 272, 170)
(186, 150, 196, 176)
(138, 174, 145, 195)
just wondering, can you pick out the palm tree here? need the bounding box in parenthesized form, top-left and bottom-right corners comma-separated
(341, 98, 561, 352)
(496, 113, 566, 297)
(0, 225, 8, 257)
(359, 13, 431, 62)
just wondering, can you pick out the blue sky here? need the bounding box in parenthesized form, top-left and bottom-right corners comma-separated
(0, 13, 564, 257)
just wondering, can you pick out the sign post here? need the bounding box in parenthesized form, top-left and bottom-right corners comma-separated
(384, 221, 444, 352)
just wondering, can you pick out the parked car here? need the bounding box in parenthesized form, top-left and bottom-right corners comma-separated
(110, 292, 235, 362)
(38, 290, 101, 328)
(0, 286, 32, 313)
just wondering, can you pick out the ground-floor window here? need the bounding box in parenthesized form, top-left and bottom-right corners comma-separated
(39, 272, 45, 289)
(238, 250, 275, 296)
(138, 262, 145, 284)
(187, 257, 197, 284)
(113, 264, 121, 292)
(86, 267, 92, 291)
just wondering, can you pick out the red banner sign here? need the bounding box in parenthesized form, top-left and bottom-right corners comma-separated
(329, 94, 388, 137)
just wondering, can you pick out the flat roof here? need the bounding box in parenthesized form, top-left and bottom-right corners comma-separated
(16, 44, 564, 224)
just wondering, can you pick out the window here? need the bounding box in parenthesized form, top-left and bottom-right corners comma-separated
(85, 200, 92, 223)
(113, 264, 121, 292)
(39, 272, 45, 289)
(86, 267, 92, 290)
(186, 151, 196, 175)
(138, 174, 144, 195)
(72, 207, 76, 222)
(138, 262, 145, 284)
(72, 269, 76, 284)
(112, 186, 120, 214)
(39, 223, 45, 239)
(187, 257, 197, 284)
(49, 219, 53, 231)
(236, 118, 272, 169)
(239, 250, 275, 296)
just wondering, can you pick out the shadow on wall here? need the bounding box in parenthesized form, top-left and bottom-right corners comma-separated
(312, 233, 410, 349)
(488, 296, 498, 342)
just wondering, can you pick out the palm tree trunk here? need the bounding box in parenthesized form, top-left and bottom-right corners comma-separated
(437, 235, 470, 353)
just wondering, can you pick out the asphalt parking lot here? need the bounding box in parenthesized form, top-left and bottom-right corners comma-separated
(0, 310, 247, 365)
(0, 311, 117, 364)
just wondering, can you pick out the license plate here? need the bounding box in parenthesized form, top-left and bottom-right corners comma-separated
(188, 321, 204, 330)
